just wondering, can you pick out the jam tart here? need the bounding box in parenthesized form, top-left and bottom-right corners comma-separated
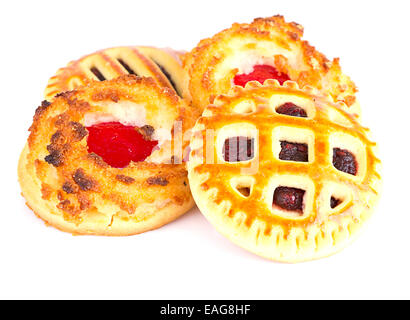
(45, 46, 186, 100)
(183, 15, 359, 116)
(19, 75, 198, 236)
(187, 80, 381, 262)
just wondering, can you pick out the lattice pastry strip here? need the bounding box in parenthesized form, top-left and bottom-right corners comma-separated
(45, 46, 186, 100)
(188, 80, 381, 262)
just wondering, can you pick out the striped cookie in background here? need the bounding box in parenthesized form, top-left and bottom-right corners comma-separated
(44, 46, 186, 100)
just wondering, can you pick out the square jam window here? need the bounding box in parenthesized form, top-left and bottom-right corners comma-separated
(223, 136, 255, 162)
(279, 141, 308, 162)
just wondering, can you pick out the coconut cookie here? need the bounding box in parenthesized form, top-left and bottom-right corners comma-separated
(183, 15, 359, 116)
(187, 80, 381, 262)
(45, 46, 186, 100)
(19, 75, 197, 236)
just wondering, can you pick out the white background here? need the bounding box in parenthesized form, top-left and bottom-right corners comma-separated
(1, 0, 409, 299)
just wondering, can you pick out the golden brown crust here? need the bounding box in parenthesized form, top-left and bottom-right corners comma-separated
(183, 15, 359, 116)
(188, 80, 381, 262)
(44, 46, 187, 101)
(20, 75, 197, 235)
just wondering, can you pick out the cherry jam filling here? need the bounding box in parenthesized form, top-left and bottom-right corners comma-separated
(276, 103, 307, 118)
(86, 122, 158, 168)
(233, 64, 290, 87)
(273, 187, 305, 213)
(237, 187, 251, 197)
(279, 141, 308, 162)
(223, 136, 254, 162)
(333, 148, 357, 176)
(330, 197, 341, 209)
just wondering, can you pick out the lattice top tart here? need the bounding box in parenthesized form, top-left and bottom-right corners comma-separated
(183, 15, 359, 116)
(187, 80, 381, 262)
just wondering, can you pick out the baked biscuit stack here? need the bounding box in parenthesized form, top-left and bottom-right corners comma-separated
(18, 16, 381, 262)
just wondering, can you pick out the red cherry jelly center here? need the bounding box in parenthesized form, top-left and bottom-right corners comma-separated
(233, 64, 290, 87)
(86, 122, 158, 168)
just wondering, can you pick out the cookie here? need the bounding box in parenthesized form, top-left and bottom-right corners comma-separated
(187, 80, 381, 262)
(45, 46, 186, 100)
(19, 75, 197, 235)
(183, 15, 359, 116)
